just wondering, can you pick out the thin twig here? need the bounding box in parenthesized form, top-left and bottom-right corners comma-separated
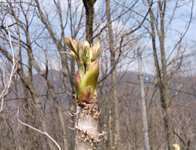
(0, 21, 18, 112)
(17, 108, 62, 150)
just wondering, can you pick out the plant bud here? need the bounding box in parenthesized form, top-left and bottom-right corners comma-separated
(82, 40, 90, 50)
(75, 72, 82, 96)
(91, 41, 100, 61)
(64, 37, 100, 103)
(64, 37, 79, 56)
(83, 60, 99, 95)
(77, 86, 94, 104)
(75, 60, 99, 99)
(64, 37, 74, 52)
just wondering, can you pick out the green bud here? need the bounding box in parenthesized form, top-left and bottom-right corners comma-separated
(62, 51, 78, 61)
(91, 41, 100, 62)
(64, 37, 79, 58)
(75, 60, 99, 98)
(82, 60, 99, 95)
(80, 41, 90, 69)
(81, 40, 90, 50)
(64, 37, 100, 102)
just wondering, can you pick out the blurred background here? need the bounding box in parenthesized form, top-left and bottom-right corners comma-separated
(0, 0, 195, 149)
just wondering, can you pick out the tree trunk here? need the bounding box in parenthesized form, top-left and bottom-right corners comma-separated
(106, 0, 121, 149)
(82, 0, 96, 44)
(108, 110, 113, 150)
(137, 48, 150, 150)
(147, 0, 173, 149)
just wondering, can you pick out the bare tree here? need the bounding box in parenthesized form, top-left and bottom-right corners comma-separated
(105, 0, 121, 149)
(137, 47, 150, 150)
(145, 0, 194, 149)
(0, 0, 195, 150)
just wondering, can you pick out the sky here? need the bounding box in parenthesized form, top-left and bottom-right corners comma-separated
(119, 0, 196, 75)
(5, 0, 195, 76)
(44, 0, 196, 76)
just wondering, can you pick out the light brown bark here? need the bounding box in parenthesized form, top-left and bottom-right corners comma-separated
(137, 48, 150, 150)
(147, 0, 173, 149)
(106, 0, 121, 149)
(75, 98, 100, 150)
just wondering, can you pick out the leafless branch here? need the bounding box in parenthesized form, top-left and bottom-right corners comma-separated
(17, 107, 62, 150)
(167, 0, 194, 62)
(0, 21, 18, 112)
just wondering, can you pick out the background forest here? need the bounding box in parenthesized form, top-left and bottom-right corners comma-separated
(0, 0, 196, 150)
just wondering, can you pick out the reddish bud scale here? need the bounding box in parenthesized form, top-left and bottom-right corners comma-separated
(77, 86, 94, 104)
(75, 72, 81, 95)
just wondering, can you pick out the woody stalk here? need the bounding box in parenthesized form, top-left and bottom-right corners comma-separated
(64, 37, 102, 150)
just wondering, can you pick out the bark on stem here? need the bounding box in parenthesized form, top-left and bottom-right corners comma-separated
(75, 97, 101, 150)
